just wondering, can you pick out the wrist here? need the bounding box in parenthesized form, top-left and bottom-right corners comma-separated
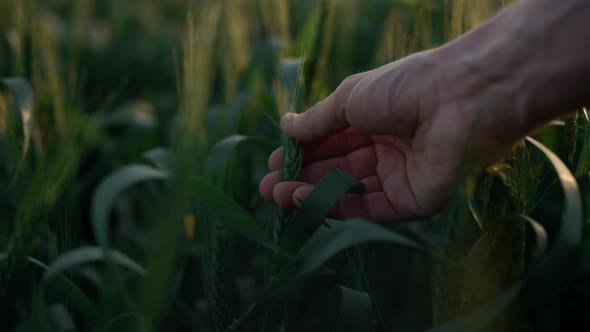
(433, 0, 590, 147)
(431, 25, 530, 147)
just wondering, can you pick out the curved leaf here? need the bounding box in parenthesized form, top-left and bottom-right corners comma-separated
(519, 215, 548, 260)
(296, 219, 422, 276)
(43, 246, 146, 282)
(204, 134, 276, 185)
(187, 177, 275, 250)
(230, 219, 421, 329)
(524, 137, 583, 297)
(143, 147, 173, 171)
(91, 164, 169, 250)
(280, 168, 365, 253)
(48, 303, 76, 331)
(526, 137, 582, 253)
(27, 257, 102, 326)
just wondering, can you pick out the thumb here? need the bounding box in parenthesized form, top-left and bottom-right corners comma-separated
(281, 73, 366, 143)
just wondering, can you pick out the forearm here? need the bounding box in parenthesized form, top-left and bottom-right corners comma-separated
(435, 0, 590, 144)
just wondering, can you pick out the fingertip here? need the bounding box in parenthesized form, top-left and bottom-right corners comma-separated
(273, 181, 306, 208)
(268, 148, 283, 171)
(292, 185, 314, 207)
(259, 171, 280, 202)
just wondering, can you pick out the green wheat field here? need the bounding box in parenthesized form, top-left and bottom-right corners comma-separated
(1, 1, 589, 331)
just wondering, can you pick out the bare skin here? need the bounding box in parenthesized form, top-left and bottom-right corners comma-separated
(259, 0, 590, 222)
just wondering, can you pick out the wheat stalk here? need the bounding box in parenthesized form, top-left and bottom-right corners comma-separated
(212, 221, 231, 332)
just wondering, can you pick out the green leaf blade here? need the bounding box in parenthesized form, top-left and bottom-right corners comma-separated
(91, 164, 169, 250)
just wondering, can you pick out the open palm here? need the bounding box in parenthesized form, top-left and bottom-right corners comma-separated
(259, 128, 425, 221)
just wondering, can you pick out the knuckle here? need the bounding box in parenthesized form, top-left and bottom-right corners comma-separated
(333, 74, 363, 124)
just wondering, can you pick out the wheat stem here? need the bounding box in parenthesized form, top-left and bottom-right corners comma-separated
(212, 221, 231, 332)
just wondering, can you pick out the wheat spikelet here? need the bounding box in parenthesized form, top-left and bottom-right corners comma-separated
(274, 134, 303, 244)
(272, 58, 305, 246)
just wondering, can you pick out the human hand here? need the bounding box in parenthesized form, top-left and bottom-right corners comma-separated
(259, 50, 522, 222)
(258, 0, 590, 222)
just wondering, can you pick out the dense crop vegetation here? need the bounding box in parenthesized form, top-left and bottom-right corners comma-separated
(1, 1, 589, 331)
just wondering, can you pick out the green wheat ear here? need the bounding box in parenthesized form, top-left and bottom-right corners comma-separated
(274, 115, 304, 245)
(273, 59, 305, 246)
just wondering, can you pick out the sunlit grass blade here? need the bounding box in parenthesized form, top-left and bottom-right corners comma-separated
(518, 214, 548, 260)
(524, 137, 583, 300)
(526, 137, 583, 257)
(296, 0, 328, 97)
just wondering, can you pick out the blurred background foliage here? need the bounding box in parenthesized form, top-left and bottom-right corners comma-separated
(1, 0, 589, 331)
